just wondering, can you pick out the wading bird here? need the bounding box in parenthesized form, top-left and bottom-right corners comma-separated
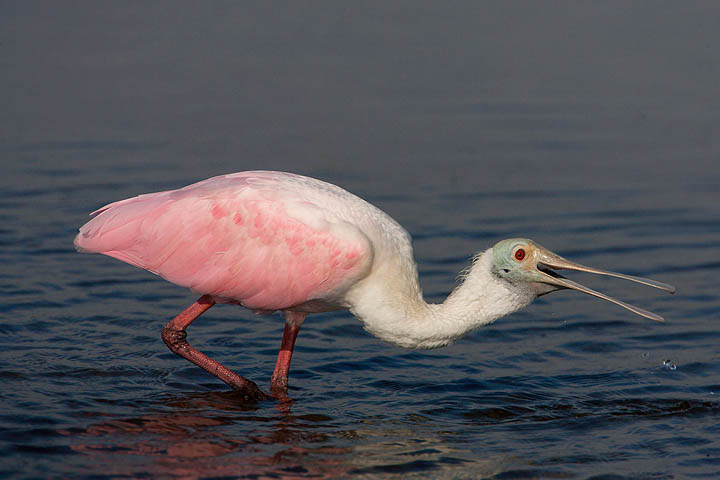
(74, 171, 674, 400)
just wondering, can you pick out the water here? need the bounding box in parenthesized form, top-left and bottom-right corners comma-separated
(2, 2, 719, 478)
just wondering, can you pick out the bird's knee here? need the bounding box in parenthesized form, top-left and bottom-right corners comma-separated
(161, 324, 188, 351)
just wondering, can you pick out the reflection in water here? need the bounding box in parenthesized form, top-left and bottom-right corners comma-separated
(52, 386, 720, 478)
(59, 391, 517, 479)
(62, 392, 352, 479)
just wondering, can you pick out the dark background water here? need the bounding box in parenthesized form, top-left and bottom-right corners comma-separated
(2, 2, 719, 478)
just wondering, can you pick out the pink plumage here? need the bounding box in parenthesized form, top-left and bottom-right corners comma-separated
(74, 171, 374, 312)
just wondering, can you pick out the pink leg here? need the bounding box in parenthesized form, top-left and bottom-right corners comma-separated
(270, 311, 306, 396)
(161, 295, 269, 401)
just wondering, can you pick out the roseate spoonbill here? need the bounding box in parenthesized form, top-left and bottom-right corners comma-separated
(74, 171, 675, 400)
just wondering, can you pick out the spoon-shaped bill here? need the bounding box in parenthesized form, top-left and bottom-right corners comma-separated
(533, 244, 675, 322)
(536, 248, 675, 294)
(538, 273, 666, 322)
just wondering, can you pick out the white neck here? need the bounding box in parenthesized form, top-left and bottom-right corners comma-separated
(346, 249, 535, 349)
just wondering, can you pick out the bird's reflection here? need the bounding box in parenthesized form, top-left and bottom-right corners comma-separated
(62, 391, 352, 479)
(61, 389, 509, 478)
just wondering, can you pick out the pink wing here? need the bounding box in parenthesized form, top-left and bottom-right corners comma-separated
(74, 172, 373, 311)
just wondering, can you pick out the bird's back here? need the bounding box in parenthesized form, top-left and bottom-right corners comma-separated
(74, 171, 413, 312)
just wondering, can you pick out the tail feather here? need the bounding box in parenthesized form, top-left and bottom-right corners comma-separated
(73, 191, 171, 255)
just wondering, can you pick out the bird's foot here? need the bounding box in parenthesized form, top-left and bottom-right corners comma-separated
(202, 359, 275, 401)
(269, 378, 290, 400)
(229, 377, 273, 402)
(270, 370, 289, 400)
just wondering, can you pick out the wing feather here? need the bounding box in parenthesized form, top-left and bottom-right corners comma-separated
(75, 173, 374, 310)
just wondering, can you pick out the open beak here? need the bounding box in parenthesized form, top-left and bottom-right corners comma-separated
(531, 244, 675, 322)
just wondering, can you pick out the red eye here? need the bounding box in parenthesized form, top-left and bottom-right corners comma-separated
(514, 248, 526, 261)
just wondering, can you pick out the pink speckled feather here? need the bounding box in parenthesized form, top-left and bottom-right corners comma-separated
(75, 171, 374, 311)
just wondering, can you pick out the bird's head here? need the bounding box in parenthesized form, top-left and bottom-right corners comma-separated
(491, 238, 675, 321)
